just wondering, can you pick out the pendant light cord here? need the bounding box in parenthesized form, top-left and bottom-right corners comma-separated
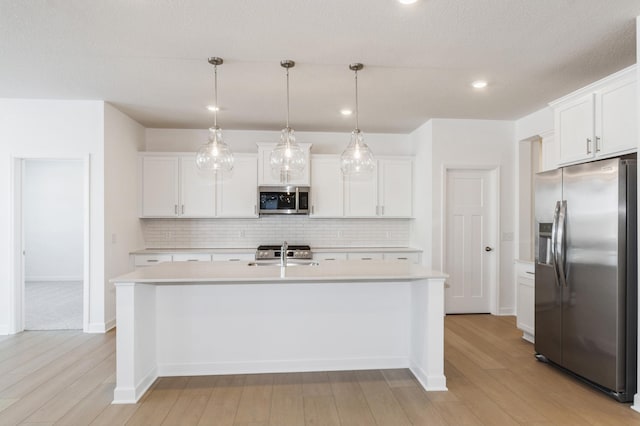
(285, 67, 290, 129)
(213, 64, 218, 128)
(354, 68, 359, 131)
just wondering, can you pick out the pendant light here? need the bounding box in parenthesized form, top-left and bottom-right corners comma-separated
(270, 60, 306, 182)
(340, 63, 375, 175)
(196, 57, 234, 172)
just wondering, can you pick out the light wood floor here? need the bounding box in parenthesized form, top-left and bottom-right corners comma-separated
(1, 315, 640, 425)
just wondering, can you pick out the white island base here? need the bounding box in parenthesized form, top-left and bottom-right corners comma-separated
(112, 260, 448, 403)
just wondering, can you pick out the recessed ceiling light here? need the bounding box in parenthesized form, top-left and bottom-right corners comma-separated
(398, 0, 418, 5)
(206, 105, 220, 112)
(340, 109, 353, 116)
(471, 80, 488, 89)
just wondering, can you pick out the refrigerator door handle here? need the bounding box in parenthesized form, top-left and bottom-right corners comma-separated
(551, 201, 561, 287)
(556, 200, 568, 287)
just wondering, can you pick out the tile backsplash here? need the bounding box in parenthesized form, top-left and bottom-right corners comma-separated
(141, 217, 411, 248)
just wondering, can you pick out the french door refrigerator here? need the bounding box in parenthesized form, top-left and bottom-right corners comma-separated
(534, 156, 637, 402)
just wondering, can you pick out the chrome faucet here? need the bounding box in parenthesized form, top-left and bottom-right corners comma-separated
(281, 241, 288, 267)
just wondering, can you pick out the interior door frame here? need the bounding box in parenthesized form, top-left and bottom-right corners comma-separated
(9, 155, 91, 333)
(441, 164, 501, 315)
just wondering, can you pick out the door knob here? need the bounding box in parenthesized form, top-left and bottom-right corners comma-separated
(484, 246, 493, 252)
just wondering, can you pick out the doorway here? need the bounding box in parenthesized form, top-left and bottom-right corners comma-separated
(444, 168, 499, 314)
(20, 159, 85, 330)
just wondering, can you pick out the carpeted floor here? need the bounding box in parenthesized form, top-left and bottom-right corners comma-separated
(25, 281, 83, 330)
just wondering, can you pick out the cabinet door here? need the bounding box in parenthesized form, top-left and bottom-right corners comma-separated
(379, 159, 413, 217)
(310, 155, 343, 217)
(217, 154, 258, 217)
(180, 156, 216, 217)
(596, 77, 637, 157)
(257, 143, 311, 186)
(556, 94, 595, 165)
(344, 163, 378, 217)
(172, 253, 212, 262)
(313, 252, 348, 261)
(140, 156, 179, 217)
(346, 252, 384, 260)
(134, 254, 173, 267)
(383, 252, 421, 264)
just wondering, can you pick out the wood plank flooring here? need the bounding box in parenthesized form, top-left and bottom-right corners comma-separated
(1, 315, 640, 425)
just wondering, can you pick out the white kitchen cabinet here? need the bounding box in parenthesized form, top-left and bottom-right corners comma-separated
(180, 156, 216, 217)
(139, 153, 258, 218)
(309, 155, 343, 217)
(211, 253, 255, 262)
(134, 254, 173, 267)
(313, 252, 348, 261)
(140, 156, 180, 217)
(515, 260, 535, 343)
(172, 253, 212, 262)
(552, 65, 636, 166)
(216, 155, 258, 217)
(343, 157, 413, 218)
(383, 252, 421, 264)
(346, 252, 384, 261)
(539, 130, 557, 172)
(257, 142, 312, 186)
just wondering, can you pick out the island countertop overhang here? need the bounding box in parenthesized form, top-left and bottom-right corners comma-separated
(111, 259, 448, 284)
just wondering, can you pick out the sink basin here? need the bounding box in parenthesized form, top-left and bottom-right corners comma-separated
(247, 261, 320, 267)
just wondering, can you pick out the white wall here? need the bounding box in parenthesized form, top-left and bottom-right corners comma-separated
(0, 99, 105, 334)
(145, 128, 412, 156)
(24, 160, 84, 281)
(430, 119, 516, 314)
(104, 103, 146, 329)
(409, 120, 433, 267)
(515, 107, 553, 141)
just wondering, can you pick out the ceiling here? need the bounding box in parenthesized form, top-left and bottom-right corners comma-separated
(1, 1, 639, 133)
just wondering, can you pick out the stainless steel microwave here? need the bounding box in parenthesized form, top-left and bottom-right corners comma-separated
(258, 186, 310, 215)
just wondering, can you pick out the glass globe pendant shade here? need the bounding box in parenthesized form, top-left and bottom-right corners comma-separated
(270, 127, 305, 181)
(340, 129, 375, 175)
(196, 126, 234, 172)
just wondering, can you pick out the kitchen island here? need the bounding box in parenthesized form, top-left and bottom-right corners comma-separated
(111, 260, 448, 403)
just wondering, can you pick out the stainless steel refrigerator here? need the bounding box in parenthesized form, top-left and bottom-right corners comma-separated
(534, 156, 637, 402)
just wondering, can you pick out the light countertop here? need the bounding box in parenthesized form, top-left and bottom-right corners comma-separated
(112, 259, 446, 284)
(131, 246, 422, 255)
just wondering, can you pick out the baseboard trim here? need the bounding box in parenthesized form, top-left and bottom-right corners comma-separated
(497, 307, 515, 316)
(86, 322, 108, 333)
(25, 275, 83, 282)
(113, 366, 157, 404)
(157, 357, 408, 377)
(409, 362, 447, 391)
(104, 318, 116, 332)
(0, 325, 9, 336)
(632, 394, 640, 413)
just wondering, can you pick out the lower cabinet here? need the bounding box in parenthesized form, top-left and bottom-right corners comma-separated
(133, 254, 173, 267)
(346, 252, 384, 261)
(211, 253, 255, 262)
(515, 260, 535, 343)
(383, 252, 421, 264)
(313, 252, 348, 261)
(172, 254, 212, 262)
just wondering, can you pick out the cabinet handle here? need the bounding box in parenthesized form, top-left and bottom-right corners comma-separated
(376, 205, 379, 215)
(229, 258, 240, 262)
(381, 206, 385, 216)
(586, 138, 592, 154)
(187, 259, 199, 262)
(254, 205, 257, 215)
(147, 259, 159, 263)
(182, 205, 185, 214)
(595, 136, 601, 153)
(325, 258, 336, 261)
(525, 271, 535, 275)
(311, 205, 315, 214)
(397, 257, 408, 260)
(174, 204, 178, 214)
(362, 257, 373, 260)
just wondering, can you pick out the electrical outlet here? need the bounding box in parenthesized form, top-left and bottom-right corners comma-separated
(337, 230, 344, 238)
(239, 230, 245, 238)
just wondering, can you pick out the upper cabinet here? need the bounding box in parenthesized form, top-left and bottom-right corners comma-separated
(343, 157, 413, 218)
(551, 65, 636, 166)
(139, 153, 258, 218)
(310, 155, 344, 217)
(257, 143, 312, 186)
(309, 155, 413, 219)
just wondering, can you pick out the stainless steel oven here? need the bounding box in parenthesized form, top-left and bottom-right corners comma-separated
(258, 186, 310, 215)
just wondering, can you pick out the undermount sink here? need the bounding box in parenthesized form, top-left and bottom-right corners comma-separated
(247, 260, 320, 267)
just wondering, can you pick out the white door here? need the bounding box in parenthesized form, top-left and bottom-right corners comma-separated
(444, 169, 497, 314)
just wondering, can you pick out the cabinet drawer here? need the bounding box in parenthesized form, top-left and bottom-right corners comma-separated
(383, 252, 421, 264)
(172, 254, 212, 262)
(211, 253, 255, 262)
(347, 252, 384, 261)
(313, 252, 348, 261)
(134, 254, 173, 266)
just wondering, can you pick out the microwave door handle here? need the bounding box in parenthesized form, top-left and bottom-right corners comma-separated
(556, 201, 568, 287)
(551, 201, 561, 288)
